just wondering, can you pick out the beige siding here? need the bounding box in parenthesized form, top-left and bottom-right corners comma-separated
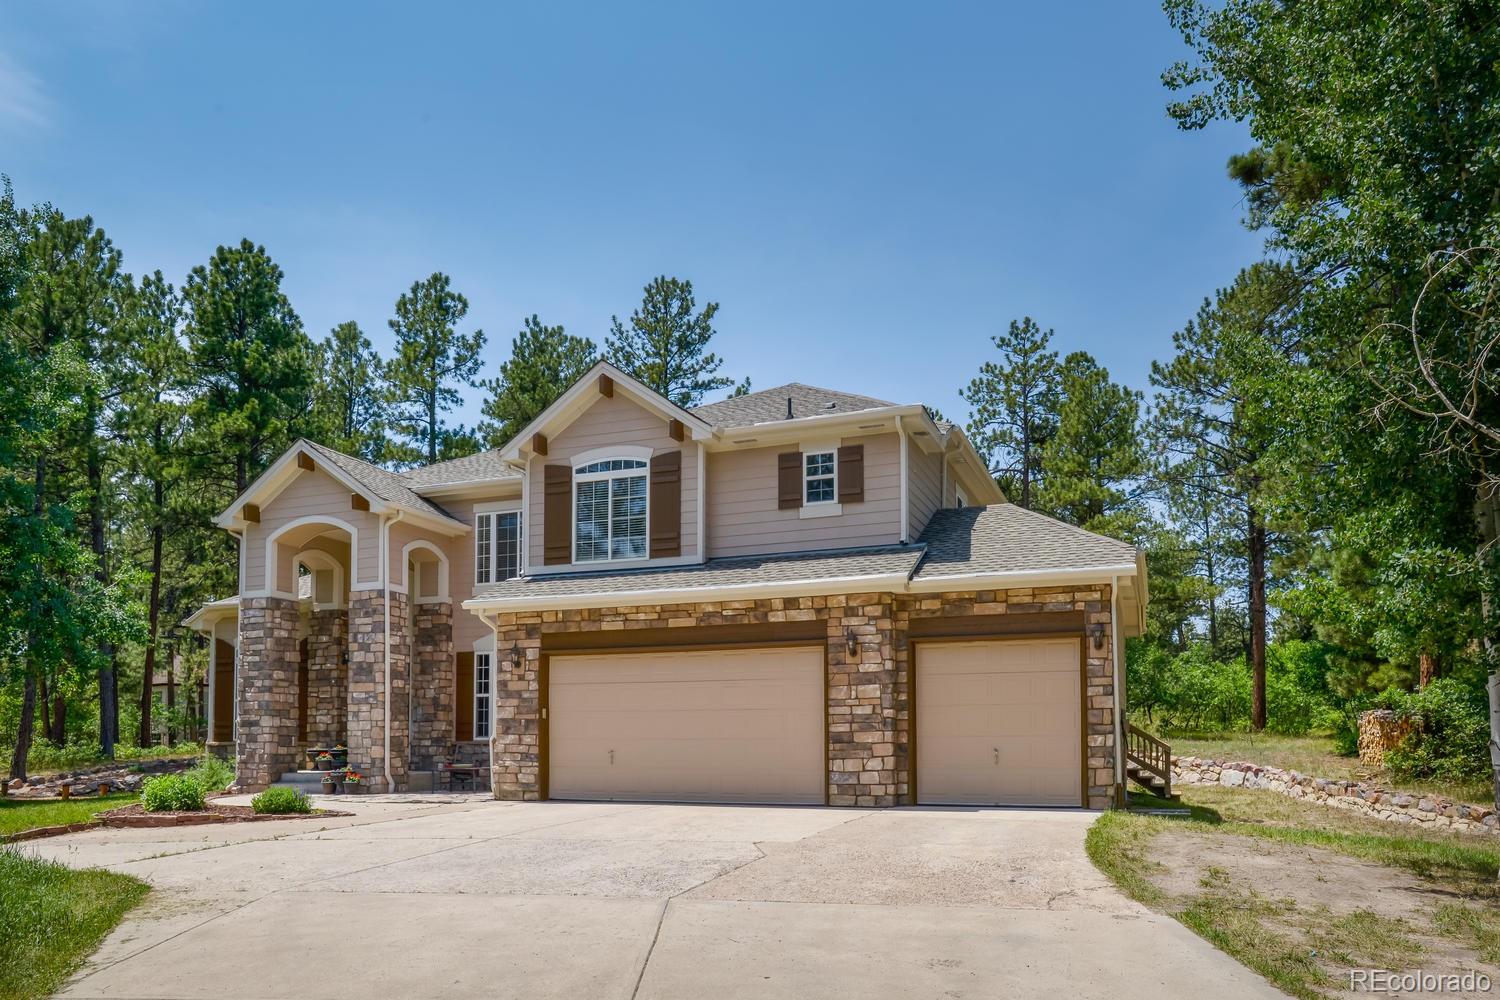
(242, 468, 380, 592)
(908, 444, 944, 540)
(439, 496, 522, 652)
(705, 432, 902, 558)
(527, 394, 700, 570)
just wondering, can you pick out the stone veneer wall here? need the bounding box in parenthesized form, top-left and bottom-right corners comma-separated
(236, 596, 302, 790)
(409, 601, 455, 770)
(490, 585, 1119, 809)
(305, 608, 347, 747)
(347, 589, 411, 792)
(1174, 756, 1499, 835)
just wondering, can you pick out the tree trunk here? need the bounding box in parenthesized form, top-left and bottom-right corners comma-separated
(52, 691, 65, 743)
(38, 673, 50, 744)
(140, 514, 163, 748)
(428, 392, 438, 464)
(1247, 505, 1268, 731)
(87, 425, 116, 758)
(9, 675, 35, 781)
(1418, 651, 1439, 688)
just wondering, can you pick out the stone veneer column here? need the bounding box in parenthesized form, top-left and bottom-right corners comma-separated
(305, 608, 347, 748)
(1082, 586, 1118, 809)
(491, 621, 542, 800)
(347, 589, 411, 792)
(235, 596, 302, 790)
(825, 593, 904, 807)
(409, 601, 454, 771)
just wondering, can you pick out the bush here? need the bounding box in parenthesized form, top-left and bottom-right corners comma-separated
(183, 756, 235, 794)
(251, 787, 311, 815)
(139, 773, 206, 812)
(1376, 677, 1491, 784)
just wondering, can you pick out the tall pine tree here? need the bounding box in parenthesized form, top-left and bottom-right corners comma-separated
(606, 276, 732, 406)
(961, 317, 1060, 508)
(479, 315, 596, 449)
(384, 272, 485, 466)
(310, 321, 390, 462)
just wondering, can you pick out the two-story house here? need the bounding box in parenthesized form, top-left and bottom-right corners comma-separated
(189, 360, 1147, 809)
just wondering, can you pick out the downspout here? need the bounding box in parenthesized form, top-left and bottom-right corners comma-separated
(1111, 573, 1125, 804)
(896, 415, 909, 543)
(485, 611, 498, 795)
(381, 510, 405, 793)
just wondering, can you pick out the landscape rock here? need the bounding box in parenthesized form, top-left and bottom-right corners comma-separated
(1172, 755, 1497, 837)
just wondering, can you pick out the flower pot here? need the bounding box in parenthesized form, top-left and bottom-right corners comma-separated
(343, 782, 364, 795)
(320, 779, 338, 795)
(315, 759, 333, 771)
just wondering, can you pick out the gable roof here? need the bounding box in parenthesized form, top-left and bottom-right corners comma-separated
(691, 383, 897, 426)
(301, 441, 460, 522)
(913, 504, 1138, 582)
(401, 448, 520, 488)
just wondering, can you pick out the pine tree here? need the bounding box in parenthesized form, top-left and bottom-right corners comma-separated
(1036, 351, 1147, 538)
(384, 272, 485, 466)
(961, 317, 1060, 508)
(479, 315, 597, 449)
(606, 276, 732, 406)
(310, 321, 390, 462)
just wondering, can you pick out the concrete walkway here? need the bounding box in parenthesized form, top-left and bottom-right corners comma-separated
(28, 798, 1287, 999)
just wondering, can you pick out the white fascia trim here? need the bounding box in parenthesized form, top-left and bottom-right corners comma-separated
(216, 440, 388, 528)
(498, 360, 714, 462)
(906, 564, 1140, 592)
(722, 403, 928, 434)
(463, 571, 916, 614)
(393, 506, 471, 537)
(411, 475, 522, 497)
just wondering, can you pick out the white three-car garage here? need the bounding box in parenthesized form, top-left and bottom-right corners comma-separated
(547, 646, 826, 804)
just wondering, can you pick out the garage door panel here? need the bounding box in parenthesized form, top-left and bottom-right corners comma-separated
(917, 639, 1082, 807)
(550, 646, 824, 805)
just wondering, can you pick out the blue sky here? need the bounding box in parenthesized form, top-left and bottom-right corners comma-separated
(3, 2, 1261, 430)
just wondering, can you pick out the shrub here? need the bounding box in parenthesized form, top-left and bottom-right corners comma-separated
(140, 773, 206, 812)
(251, 787, 311, 815)
(1376, 677, 1491, 783)
(184, 756, 235, 794)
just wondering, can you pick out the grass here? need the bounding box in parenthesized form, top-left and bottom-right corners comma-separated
(1169, 731, 1494, 807)
(1087, 785, 1500, 999)
(0, 793, 138, 839)
(0, 848, 149, 1000)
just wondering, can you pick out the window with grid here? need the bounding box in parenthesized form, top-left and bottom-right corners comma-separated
(804, 451, 836, 503)
(574, 459, 648, 562)
(474, 511, 522, 584)
(473, 652, 492, 740)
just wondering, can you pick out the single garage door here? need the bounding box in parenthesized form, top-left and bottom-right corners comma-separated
(549, 646, 824, 804)
(917, 638, 1082, 807)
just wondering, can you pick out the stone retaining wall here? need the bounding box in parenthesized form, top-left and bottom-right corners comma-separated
(1173, 756, 1498, 835)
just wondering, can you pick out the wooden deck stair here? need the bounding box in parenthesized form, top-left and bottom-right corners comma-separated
(1125, 723, 1178, 801)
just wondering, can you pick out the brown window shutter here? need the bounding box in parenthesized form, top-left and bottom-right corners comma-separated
(212, 639, 234, 744)
(543, 463, 572, 565)
(837, 444, 865, 503)
(777, 451, 803, 510)
(455, 652, 474, 742)
(649, 450, 682, 558)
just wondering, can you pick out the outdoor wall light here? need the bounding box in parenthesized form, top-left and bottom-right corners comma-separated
(845, 627, 859, 657)
(1089, 622, 1107, 652)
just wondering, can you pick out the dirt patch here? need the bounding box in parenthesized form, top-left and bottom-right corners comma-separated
(1144, 826, 1497, 996)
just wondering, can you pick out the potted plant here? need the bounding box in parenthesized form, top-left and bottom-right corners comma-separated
(306, 746, 327, 769)
(342, 769, 364, 794)
(332, 744, 348, 765)
(315, 752, 334, 771)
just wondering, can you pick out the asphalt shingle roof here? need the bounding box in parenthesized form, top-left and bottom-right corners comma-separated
(301, 441, 462, 523)
(401, 449, 519, 488)
(469, 544, 925, 603)
(914, 504, 1138, 579)
(691, 383, 897, 426)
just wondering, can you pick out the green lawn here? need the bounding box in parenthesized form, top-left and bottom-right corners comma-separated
(0, 848, 149, 1000)
(0, 793, 138, 838)
(1089, 785, 1500, 999)
(1169, 731, 1493, 807)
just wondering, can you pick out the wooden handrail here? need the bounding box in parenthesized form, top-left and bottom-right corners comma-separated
(1125, 723, 1172, 799)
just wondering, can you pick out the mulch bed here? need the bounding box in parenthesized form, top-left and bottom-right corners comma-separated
(3, 803, 352, 843)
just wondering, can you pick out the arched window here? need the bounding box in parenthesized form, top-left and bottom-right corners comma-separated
(574, 457, 648, 562)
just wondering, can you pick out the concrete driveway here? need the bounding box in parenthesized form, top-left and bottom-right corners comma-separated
(30, 797, 1285, 999)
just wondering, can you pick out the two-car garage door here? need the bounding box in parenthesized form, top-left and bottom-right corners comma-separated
(549, 646, 825, 804)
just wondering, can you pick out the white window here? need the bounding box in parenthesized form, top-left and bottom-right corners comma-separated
(804, 451, 836, 504)
(474, 510, 523, 584)
(473, 652, 492, 740)
(574, 458, 648, 562)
